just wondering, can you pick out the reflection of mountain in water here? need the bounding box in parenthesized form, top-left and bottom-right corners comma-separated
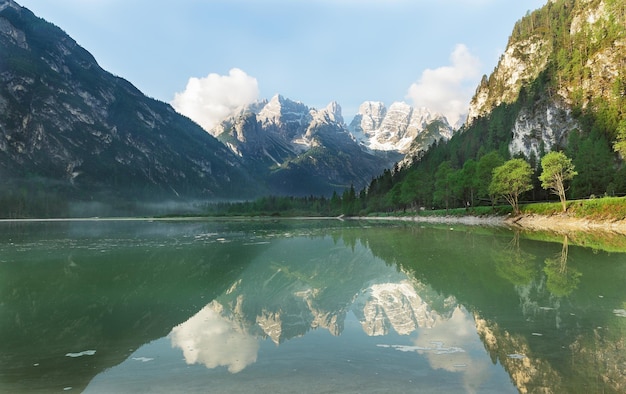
(361, 225, 626, 394)
(170, 234, 457, 372)
(167, 225, 626, 394)
(353, 281, 456, 336)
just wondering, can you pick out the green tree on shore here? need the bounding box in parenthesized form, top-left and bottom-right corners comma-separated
(539, 151, 577, 212)
(489, 158, 534, 215)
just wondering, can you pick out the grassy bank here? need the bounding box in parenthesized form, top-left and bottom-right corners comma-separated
(520, 196, 626, 221)
(369, 196, 626, 222)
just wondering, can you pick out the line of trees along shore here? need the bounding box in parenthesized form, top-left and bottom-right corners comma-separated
(209, 151, 582, 217)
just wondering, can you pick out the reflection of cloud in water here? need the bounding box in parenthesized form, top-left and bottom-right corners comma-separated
(170, 301, 259, 373)
(379, 307, 494, 392)
(377, 342, 465, 355)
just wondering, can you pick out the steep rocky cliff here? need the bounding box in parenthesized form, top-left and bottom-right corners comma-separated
(467, 0, 625, 159)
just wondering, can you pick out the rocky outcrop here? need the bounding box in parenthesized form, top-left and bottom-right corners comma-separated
(509, 97, 579, 158)
(467, 37, 551, 124)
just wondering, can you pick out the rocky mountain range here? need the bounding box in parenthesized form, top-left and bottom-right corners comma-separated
(208, 95, 390, 196)
(208, 95, 454, 196)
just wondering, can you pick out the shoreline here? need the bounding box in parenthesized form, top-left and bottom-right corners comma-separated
(355, 213, 626, 235)
(2, 213, 625, 235)
(507, 213, 626, 235)
(352, 215, 507, 227)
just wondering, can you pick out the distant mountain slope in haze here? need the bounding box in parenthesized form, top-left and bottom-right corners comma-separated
(0, 0, 262, 215)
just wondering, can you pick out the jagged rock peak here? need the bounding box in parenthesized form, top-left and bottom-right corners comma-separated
(312, 101, 344, 125)
(257, 94, 311, 125)
(355, 101, 387, 132)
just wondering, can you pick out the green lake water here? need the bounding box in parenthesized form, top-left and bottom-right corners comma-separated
(0, 219, 625, 393)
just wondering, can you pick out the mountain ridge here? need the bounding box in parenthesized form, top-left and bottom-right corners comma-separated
(466, 0, 625, 159)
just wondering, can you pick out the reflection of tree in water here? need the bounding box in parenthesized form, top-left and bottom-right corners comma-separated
(543, 235, 582, 297)
(492, 231, 537, 286)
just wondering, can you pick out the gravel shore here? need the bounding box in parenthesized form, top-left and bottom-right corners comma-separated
(357, 213, 626, 235)
(508, 214, 626, 235)
(354, 215, 508, 226)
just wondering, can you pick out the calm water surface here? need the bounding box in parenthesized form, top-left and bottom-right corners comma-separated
(1, 219, 625, 393)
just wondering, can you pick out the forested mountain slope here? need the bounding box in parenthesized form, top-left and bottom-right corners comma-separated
(0, 0, 263, 217)
(363, 0, 625, 212)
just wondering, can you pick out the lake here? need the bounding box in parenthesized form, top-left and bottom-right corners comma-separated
(1, 219, 625, 393)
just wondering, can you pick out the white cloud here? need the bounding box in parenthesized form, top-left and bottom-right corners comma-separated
(171, 68, 260, 132)
(406, 44, 481, 126)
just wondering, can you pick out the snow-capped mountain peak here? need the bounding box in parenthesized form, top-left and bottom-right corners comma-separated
(258, 94, 311, 128)
(348, 101, 454, 155)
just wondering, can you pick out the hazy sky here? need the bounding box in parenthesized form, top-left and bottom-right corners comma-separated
(17, 0, 547, 127)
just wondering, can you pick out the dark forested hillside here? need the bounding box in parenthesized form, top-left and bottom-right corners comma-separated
(0, 0, 263, 217)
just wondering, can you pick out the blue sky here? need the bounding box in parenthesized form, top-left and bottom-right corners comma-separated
(18, 0, 547, 127)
